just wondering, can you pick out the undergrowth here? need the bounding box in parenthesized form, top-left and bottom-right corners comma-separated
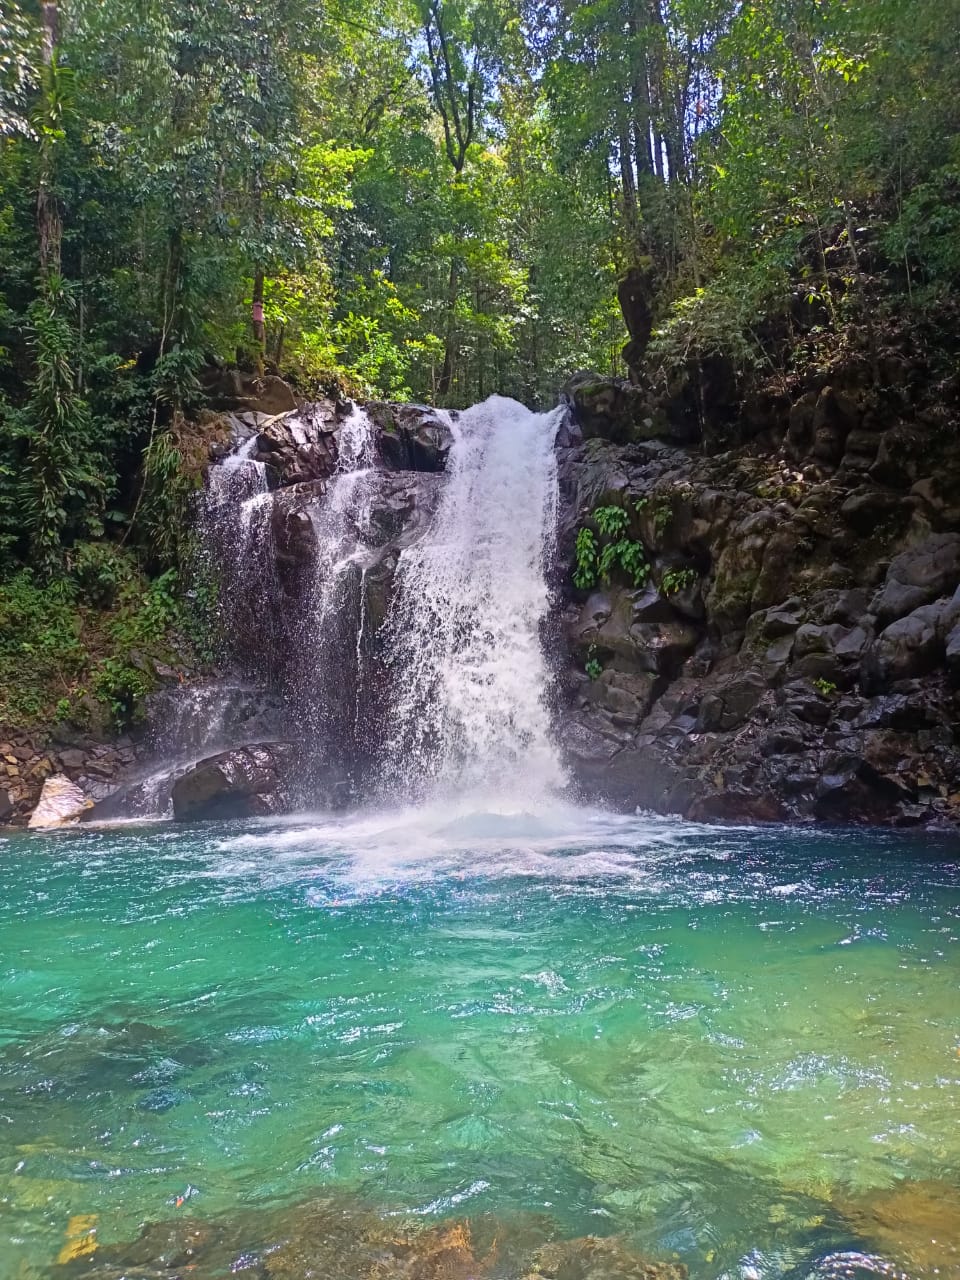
(0, 545, 214, 734)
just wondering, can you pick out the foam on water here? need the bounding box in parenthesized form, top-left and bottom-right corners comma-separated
(2, 818, 960, 1279)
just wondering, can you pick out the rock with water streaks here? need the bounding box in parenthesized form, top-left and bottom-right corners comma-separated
(171, 743, 295, 821)
(367, 402, 454, 472)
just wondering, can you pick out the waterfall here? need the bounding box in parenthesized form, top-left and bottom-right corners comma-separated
(122, 395, 567, 820)
(199, 432, 279, 674)
(383, 396, 565, 804)
(292, 407, 380, 792)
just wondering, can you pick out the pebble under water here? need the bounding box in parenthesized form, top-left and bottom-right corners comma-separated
(1, 808, 959, 1279)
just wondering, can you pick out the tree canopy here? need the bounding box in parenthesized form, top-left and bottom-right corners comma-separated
(0, 0, 958, 583)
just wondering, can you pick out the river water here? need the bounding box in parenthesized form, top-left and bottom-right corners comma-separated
(1, 808, 958, 1277)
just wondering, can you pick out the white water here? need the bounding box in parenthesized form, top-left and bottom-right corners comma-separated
(384, 395, 565, 804)
(207, 433, 269, 510)
(304, 405, 378, 625)
(295, 407, 380, 746)
(201, 433, 274, 595)
(150, 397, 568, 815)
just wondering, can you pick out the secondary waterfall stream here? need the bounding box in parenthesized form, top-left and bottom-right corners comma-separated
(196, 395, 565, 811)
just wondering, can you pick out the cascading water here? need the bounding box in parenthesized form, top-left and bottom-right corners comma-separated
(383, 396, 565, 804)
(124, 395, 567, 816)
(292, 406, 381, 793)
(199, 432, 279, 674)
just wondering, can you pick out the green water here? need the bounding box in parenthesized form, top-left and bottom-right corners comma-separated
(1, 807, 959, 1278)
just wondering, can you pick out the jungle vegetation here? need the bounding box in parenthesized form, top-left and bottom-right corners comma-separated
(0, 0, 957, 725)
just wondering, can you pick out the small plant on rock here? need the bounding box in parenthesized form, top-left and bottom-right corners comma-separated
(600, 537, 649, 587)
(585, 646, 603, 681)
(594, 505, 630, 538)
(813, 677, 838, 697)
(573, 502, 650, 590)
(574, 527, 600, 589)
(661, 567, 696, 596)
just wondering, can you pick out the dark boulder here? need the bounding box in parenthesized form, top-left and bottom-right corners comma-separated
(562, 372, 699, 445)
(947, 623, 960, 686)
(171, 743, 295, 822)
(367, 403, 453, 472)
(861, 594, 960, 692)
(870, 533, 960, 625)
(695, 669, 766, 732)
(839, 487, 907, 532)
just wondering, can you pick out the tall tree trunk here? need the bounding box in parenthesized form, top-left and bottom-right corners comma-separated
(619, 127, 640, 261)
(252, 268, 266, 355)
(252, 167, 267, 360)
(37, 0, 62, 280)
(437, 258, 459, 400)
(628, 2, 655, 178)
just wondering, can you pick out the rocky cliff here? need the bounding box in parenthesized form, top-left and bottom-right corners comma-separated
(9, 345, 960, 830)
(557, 343, 960, 827)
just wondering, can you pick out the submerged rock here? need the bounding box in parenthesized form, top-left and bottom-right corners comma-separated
(69, 1195, 687, 1280)
(836, 1179, 960, 1276)
(171, 743, 294, 821)
(27, 774, 92, 828)
(526, 1235, 687, 1280)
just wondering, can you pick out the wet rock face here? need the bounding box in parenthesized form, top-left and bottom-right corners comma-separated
(557, 371, 960, 828)
(367, 402, 454, 472)
(171, 743, 295, 821)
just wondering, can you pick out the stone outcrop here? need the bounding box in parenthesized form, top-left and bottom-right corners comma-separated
(28, 774, 92, 828)
(367, 401, 453, 472)
(171, 743, 295, 821)
(0, 728, 142, 826)
(557, 362, 960, 828)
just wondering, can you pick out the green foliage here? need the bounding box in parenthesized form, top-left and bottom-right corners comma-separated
(574, 503, 649, 591)
(0, 564, 202, 732)
(6, 284, 104, 577)
(585, 646, 603, 681)
(661, 567, 695, 596)
(574, 527, 600, 590)
(600, 537, 649, 589)
(649, 268, 783, 378)
(594, 505, 630, 538)
(814, 678, 838, 698)
(884, 155, 960, 294)
(69, 542, 135, 608)
(0, 572, 85, 723)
